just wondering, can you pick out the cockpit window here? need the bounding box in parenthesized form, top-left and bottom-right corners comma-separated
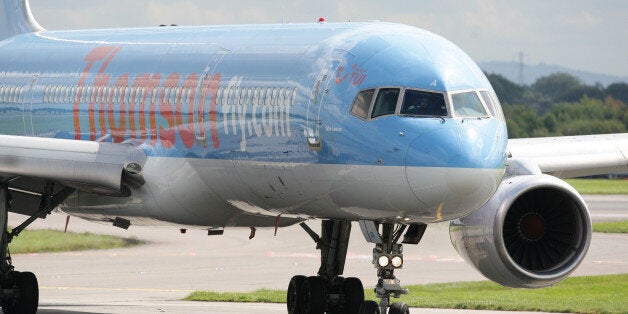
(371, 88, 399, 118)
(350, 88, 375, 120)
(400, 90, 447, 116)
(451, 91, 488, 118)
(479, 90, 505, 121)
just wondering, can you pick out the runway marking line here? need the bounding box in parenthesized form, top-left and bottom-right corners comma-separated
(266, 251, 464, 262)
(40, 286, 195, 293)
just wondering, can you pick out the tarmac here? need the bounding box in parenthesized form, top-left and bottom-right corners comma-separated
(8, 194, 628, 313)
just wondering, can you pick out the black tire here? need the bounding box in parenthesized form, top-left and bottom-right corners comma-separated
(358, 300, 380, 314)
(0, 271, 17, 312)
(2, 271, 38, 314)
(341, 277, 364, 314)
(300, 276, 326, 314)
(389, 302, 410, 314)
(287, 275, 306, 314)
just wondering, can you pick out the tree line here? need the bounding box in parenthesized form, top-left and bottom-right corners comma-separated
(486, 72, 628, 138)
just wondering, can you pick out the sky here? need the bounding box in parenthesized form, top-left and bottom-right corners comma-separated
(28, 0, 628, 78)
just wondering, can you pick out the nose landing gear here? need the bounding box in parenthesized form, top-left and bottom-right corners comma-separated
(358, 221, 425, 314)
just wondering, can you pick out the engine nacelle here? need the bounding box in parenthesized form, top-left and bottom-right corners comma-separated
(449, 174, 591, 288)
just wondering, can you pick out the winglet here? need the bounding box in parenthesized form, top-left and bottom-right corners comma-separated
(0, 0, 44, 41)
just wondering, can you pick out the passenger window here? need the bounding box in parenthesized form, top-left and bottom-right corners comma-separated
(175, 87, 182, 104)
(89, 86, 95, 103)
(226, 86, 233, 106)
(141, 87, 147, 105)
(371, 88, 399, 118)
(162, 87, 169, 104)
(265, 87, 272, 106)
(278, 88, 283, 106)
(216, 86, 224, 106)
(81, 86, 88, 104)
(99, 86, 105, 104)
(451, 91, 488, 118)
(272, 88, 279, 106)
(251, 87, 258, 105)
(78, 86, 84, 103)
(281, 88, 286, 106)
(180, 88, 187, 105)
(114, 87, 121, 104)
(72, 86, 78, 103)
(12, 86, 18, 103)
(400, 90, 447, 116)
(123, 87, 129, 105)
(63, 86, 68, 103)
(55, 86, 60, 103)
(350, 89, 375, 120)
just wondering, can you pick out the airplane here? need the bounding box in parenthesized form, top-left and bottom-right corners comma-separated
(1, 0, 628, 313)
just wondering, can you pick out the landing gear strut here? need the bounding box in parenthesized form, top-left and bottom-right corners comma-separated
(0, 182, 74, 314)
(288, 220, 426, 313)
(358, 221, 425, 314)
(288, 220, 364, 314)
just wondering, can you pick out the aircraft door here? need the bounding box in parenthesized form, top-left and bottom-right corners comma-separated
(195, 47, 229, 149)
(306, 59, 341, 151)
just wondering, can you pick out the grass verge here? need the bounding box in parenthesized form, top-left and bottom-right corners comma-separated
(186, 289, 285, 303)
(9, 229, 142, 254)
(186, 274, 628, 314)
(592, 220, 628, 233)
(565, 179, 628, 195)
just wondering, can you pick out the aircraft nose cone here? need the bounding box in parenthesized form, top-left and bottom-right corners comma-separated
(405, 127, 464, 168)
(406, 122, 506, 169)
(404, 125, 504, 221)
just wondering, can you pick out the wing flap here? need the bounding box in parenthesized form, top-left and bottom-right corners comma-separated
(508, 133, 628, 178)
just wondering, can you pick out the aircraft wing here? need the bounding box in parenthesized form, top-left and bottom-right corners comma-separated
(0, 134, 146, 215)
(508, 133, 628, 178)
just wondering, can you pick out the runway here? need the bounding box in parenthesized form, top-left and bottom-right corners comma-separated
(583, 195, 628, 221)
(8, 195, 628, 313)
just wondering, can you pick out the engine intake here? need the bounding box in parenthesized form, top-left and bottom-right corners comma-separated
(449, 174, 591, 288)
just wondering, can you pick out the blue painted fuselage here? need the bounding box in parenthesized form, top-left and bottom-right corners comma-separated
(0, 22, 508, 227)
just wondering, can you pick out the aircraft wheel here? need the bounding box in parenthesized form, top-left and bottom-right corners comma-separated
(287, 275, 306, 314)
(341, 277, 364, 313)
(2, 271, 38, 314)
(358, 300, 380, 314)
(389, 302, 409, 314)
(300, 276, 326, 314)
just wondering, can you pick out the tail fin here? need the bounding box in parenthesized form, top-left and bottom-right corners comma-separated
(0, 0, 44, 41)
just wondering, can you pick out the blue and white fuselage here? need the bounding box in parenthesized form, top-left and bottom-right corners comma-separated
(0, 22, 507, 227)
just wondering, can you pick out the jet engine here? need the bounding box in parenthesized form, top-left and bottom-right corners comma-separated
(449, 172, 591, 288)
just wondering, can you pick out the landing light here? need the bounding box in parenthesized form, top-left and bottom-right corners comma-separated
(377, 255, 390, 267)
(391, 255, 403, 268)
